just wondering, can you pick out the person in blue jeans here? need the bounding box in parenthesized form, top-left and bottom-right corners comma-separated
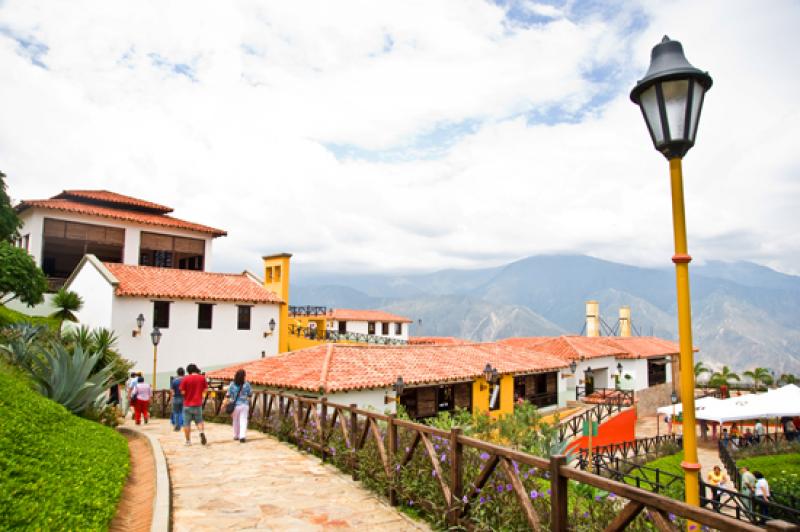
(170, 367, 185, 432)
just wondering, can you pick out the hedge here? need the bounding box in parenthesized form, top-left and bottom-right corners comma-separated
(0, 366, 129, 530)
(0, 305, 60, 331)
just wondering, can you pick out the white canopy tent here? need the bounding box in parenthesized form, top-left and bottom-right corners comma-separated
(656, 384, 800, 424)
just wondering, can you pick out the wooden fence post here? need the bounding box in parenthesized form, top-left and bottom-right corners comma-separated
(350, 404, 359, 481)
(550, 454, 568, 532)
(387, 414, 398, 506)
(447, 427, 463, 527)
(320, 398, 328, 462)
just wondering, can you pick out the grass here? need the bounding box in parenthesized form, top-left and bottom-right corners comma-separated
(626, 451, 685, 500)
(0, 364, 130, 530)
(738, 453, 800, 479)
(0, 304, 60, 331)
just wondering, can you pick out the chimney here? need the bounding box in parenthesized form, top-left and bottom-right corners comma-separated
(619, 306, 632, 337)
(585, 300, 600, 337)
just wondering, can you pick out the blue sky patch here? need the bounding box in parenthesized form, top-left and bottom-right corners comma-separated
(148, 52, 197, 82)
(0, 26, 48, 68)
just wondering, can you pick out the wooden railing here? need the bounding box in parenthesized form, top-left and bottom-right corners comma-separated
(576, 434, 679, 463)
(576, 386, 635, 406)
(151, 389, 793, 531)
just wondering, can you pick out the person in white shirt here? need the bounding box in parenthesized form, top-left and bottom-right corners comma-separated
(754, 420, 765, 442)
(753, 471, 770, 524)
(132, 376, 153, 425)
(123, 372, 138, 418)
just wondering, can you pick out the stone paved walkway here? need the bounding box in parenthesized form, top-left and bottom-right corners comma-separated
(132, 419, 429, 531)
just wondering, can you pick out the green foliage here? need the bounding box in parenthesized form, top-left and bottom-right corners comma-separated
(694, 361, 711, 379)
(50, 288, 84, 325)
(63, 326, 133, 384)
(778, 373, 798, 385)
(0, 366, 129, 530)
(743, 367, 773, 390)
(0, 305, 60, 331)
(0, 242, 48, 306)
(0, 171, 22, 241)
(709, 365, 740, 387)
(27, 343, 115, 414)
(626, 451, 686, 501)
(0, 323, 45, 367)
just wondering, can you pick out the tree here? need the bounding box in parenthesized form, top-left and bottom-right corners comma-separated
(50, 288, 84, 334)
(694, 361, 711, 381)
(778, 373, 798, 386)
(743, 367, 773, 391)
(709, 366, 740, 388)
(0, 171, 22, 242)
(0, 241, 47, 306)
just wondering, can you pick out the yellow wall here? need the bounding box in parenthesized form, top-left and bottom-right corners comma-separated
(286, 316, 328, 351)
(471, 374, 515, 419)
(262, 253, 292, 353)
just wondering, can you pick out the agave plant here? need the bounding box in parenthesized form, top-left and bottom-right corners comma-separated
(27, 343, 114, 414)
(0, 323, 46, 368)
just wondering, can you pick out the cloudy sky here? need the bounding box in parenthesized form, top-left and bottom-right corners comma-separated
(2, 0, 799, 276)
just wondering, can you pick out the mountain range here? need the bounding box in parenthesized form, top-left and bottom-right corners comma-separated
(291, 255, 800, 374)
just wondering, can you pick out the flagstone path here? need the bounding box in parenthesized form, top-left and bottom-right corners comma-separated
(131, 419, 429, 531)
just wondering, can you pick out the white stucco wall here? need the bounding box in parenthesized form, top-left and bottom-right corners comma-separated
(67, 261, 115, 330)
(326, 388, 393, 414)
(333, 320, 409, 340)
(111, 297, 280, 386)
(18, 208, 215, 268)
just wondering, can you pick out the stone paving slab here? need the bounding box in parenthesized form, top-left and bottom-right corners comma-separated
(132, 419, 429, 531)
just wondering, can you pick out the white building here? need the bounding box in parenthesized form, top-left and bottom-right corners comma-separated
(65, 255, 282, 387)
(12, 189, 226, 315)
(328, 309, 411, 341)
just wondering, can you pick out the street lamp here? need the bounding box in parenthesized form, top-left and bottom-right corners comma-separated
(631, 35, 712, 515)
(150, 327, 162, 387)
(569, 360, 577, 374)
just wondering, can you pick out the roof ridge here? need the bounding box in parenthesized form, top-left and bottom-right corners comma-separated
(319, 344, 334, 392)
(104, 262, 251, 278)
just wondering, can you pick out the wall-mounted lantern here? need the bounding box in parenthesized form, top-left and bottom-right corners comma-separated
(264, 318, 277, 338)
(385, 375, 405, 404)
(132, 313, 145, 337)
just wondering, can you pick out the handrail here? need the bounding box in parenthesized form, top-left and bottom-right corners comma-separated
(576, 434, 679, 463)
(149, 388, 790, 531)
(288, 305, 329, 317)
(287, 324, 408, 345)
(557, 400, 631, 442)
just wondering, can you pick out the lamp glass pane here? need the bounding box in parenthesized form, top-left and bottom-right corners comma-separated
(639, 86, 663, 144)
(688, 81, 705, 143)
(662, 79, 690, 141)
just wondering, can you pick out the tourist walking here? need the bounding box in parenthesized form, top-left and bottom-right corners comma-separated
(740, 466, 757, 517)
(123, 371, 138, 418)
(132, 376, 152, 425)
(706, 465, 728, 512)
(170, 367, 185, 432)
(179, 364, 208, 446)
(755, 419, 765, 442)
(225, 369, 253, 443)
(754, 471, 770, 523)
(783, 417, 797, 442)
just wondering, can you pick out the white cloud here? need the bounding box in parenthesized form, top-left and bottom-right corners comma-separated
(1, 0, 799, 277)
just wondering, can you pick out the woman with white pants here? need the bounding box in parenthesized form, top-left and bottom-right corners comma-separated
(225, 369, 252, 443)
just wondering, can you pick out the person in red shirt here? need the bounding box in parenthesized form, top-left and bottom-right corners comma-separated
(179, 363, 208, 446)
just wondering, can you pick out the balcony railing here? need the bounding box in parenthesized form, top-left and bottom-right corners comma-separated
(288, 306, 330, 317)
(288, 324, 407, 345)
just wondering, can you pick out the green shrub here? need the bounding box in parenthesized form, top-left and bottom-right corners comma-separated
(0, 305, 60, 332)
(0, 366, 129, 530)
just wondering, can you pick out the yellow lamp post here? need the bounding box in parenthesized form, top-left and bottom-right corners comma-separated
(150, 327, 162, 388)
(630, 36, 712, 516)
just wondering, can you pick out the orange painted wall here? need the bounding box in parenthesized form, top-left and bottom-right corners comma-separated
(568, 408, 637, 451)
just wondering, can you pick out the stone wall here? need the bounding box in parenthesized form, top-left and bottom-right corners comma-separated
(635, 382, 673, 416)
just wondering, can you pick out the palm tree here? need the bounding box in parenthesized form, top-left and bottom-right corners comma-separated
(778, 373, 798, 386)
(694, 361, 711, 382)
(709, 366, 740, 388)
(743, 367, 773, 392)
(49, 288, 84, 336)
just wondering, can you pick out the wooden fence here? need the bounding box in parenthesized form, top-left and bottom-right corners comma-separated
(151, 389, 794, 531)
(576, 434, 679, 463)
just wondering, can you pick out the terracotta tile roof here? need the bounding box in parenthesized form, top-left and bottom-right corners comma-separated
(17, 198, 226, 236)
(331, 309, 413, 323)
(408, 336, 470, 345)
(499, 335, 686, 360)
(104, 262, 282, 303)
(208, 343, 568, 393)
(55, 190, 173, 213)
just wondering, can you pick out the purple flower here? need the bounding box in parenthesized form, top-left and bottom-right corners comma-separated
(522, 473, 529, 479)
(432, 470, 437, 477)
(513, 461, 519, 472)
(408, 500, 414, 506)
(434, 444, 440, 451)
(595, 495, 601, 502)
(689, 526, 696, 530)
(395, 464, 401, 471)
(497, 485, 504, 493)
(546, 489, 551, 496)
(608, 492, 616, 499)
(480, 452, 490, 461)
(405, 447, 410, 452)
(440, 453, 446, 463)
(527, 468, 536, 475)
(462, 495, 468, 504)
(544, 471, 550, 479)
(669, 513, 676, 522)
(582, 512, 589, 518)
(530, 490, 538, 499)
(506, 484, 512, 492)
(479, 497, 486, 504)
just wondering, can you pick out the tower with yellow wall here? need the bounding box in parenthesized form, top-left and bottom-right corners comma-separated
(585, 300, 600, 337)
(619, 306, 632, 337)
(262, 253, 292, 353)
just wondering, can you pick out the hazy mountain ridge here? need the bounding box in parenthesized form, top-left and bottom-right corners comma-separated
(292, 255, 800, 373)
